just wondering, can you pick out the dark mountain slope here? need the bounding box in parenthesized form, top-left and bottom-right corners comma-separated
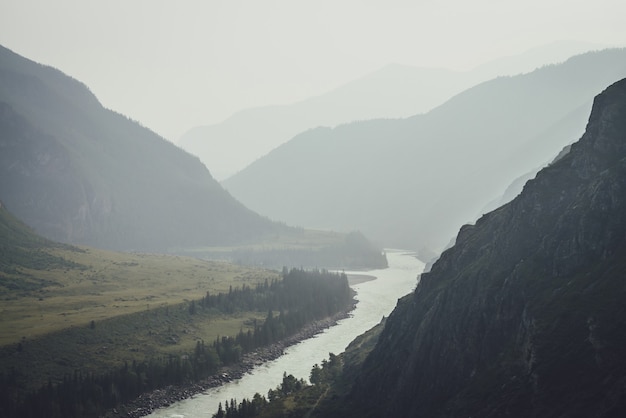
(340, 78, 626, 417)
(0, 45, 277, 251)
(224, 49, 626, 254)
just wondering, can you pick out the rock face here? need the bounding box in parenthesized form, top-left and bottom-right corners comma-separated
(346, 79, 626, 417)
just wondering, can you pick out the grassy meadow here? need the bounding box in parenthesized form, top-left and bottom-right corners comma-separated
(1, 245, 278, 346)
(0, 244, 279, 390)
(0, 207, 372, 396)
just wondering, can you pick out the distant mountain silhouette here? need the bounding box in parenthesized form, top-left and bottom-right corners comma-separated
(179, 65, 467, 180)
(223, 49, 626, 254)
(179, 40, 604, 180)
(0, 45, 279, 252)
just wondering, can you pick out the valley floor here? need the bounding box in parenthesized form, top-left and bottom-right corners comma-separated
(105, 308, 355, 418)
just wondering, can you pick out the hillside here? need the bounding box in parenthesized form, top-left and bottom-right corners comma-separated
(0, 45, 278, 252)
(224, 48, 626, 254)
(325, 77, 626, 417)
(180, 41, 600, 180)
(0, 202, 277, 346)
(0, 200, 80, 289)
(0, 202, 359, 417)
(179, 65, 467, 180)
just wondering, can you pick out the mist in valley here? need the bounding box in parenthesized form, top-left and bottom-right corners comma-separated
(2, 1, 626, 417)
(2, 1, 623, 258)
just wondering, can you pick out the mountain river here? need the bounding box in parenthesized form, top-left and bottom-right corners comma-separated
(147, 250, 424, 417)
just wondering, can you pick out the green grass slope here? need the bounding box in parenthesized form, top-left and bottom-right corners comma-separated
(0, 202, 278, 396)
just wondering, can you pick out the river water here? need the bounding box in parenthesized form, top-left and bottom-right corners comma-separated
(147, 250, 424, 418)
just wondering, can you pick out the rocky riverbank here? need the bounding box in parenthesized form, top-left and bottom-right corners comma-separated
(103, 306, 355, 418)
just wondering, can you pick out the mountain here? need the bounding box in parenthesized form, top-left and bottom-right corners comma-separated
(0, 45, 278, 252)
(480, 142, 574, 216)
(332, 77, 626, 417)
(179, 65, 468, 180)
(469, 39, 610, 81)
(223, 49, 626, 254)
(179, 40, 604, 180)
(0, 200, 79, 281)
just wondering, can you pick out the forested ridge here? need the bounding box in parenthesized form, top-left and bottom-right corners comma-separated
(0, 268, 352, 418)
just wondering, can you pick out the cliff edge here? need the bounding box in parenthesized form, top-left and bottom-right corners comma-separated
(345, 78, 626, 417)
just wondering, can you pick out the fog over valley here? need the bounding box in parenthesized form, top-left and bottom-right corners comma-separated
(2, 2, 626, 417)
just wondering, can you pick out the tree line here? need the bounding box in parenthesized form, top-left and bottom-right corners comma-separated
(0, 268, 352, 417)
(210, 352, 343, 418)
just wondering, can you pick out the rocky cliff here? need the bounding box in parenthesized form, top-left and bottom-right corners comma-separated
(344, 78, 626, 417)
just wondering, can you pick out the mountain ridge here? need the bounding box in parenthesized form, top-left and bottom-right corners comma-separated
(0, 44, 278, 252)
(336, 77, 626, 417)
(179, 64, 466, 180)
(180, 40, 606, 180)
(224, 48, 626, 254)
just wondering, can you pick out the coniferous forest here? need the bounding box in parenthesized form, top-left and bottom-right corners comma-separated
(209, 352, 344, 418)
(3, 7, 626, 417)
(0, 269, 352, 418)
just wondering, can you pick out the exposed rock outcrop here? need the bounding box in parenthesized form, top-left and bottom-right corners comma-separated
(344, 78, 626, 417)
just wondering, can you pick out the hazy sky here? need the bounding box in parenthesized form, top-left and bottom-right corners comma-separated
(1, 0, 625, 141)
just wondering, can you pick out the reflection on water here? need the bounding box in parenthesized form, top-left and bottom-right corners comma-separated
(148, 250, 423, 417)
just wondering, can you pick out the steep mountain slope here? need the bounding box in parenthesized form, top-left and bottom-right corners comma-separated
(224, 49, 626, 254)
(180, 65, 468, 180)
(338, 77, 626, 417)
(180, 41, 601, 180)
(0, 45, 278, 251)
